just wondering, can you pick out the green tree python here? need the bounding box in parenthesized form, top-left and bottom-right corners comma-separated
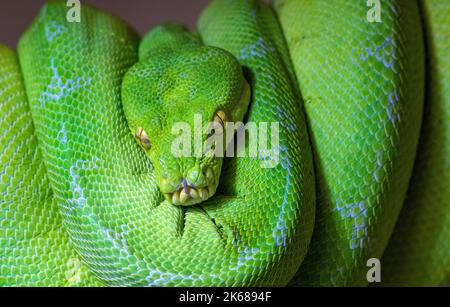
(0, 0, 448, 286)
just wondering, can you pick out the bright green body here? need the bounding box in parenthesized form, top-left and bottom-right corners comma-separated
(0, 0, 448, 286)
(1, 0, 314, 286)
(275, 0, 424, 286)
(380, 0, 450, 286)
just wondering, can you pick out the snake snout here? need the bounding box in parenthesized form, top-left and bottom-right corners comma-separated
(160, 166, 218, 206)
(163, 178, 209, 206)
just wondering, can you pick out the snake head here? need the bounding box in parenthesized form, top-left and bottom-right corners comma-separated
(122, 44, 250, 206)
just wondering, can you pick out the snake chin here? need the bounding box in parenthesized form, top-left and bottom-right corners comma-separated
(164, 184, 216, 206)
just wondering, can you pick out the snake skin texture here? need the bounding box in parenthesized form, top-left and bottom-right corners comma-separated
(275, 0, 424, 285)
(381, 0, 450, 286)
(0, 44, 101, 286)
(1, 0, 315, 286)
(1, 0, 449, 287)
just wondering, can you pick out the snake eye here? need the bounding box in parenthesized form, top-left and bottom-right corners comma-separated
(213, 110, 227, 130)
(211, 110, 227, 136)
(135, 127, 151, 150)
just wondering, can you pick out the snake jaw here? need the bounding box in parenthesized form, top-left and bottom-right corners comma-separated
(160, 164, 220, 206)
(164, 184, 215, 206)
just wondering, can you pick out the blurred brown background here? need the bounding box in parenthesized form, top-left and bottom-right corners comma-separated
(0, 0, 211, 49)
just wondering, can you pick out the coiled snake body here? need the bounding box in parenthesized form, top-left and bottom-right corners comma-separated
(0, 0, 448, 286)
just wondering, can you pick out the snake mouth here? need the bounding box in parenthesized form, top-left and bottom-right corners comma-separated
(163, 179, 216, 206)
(164, 186, 213, 206)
